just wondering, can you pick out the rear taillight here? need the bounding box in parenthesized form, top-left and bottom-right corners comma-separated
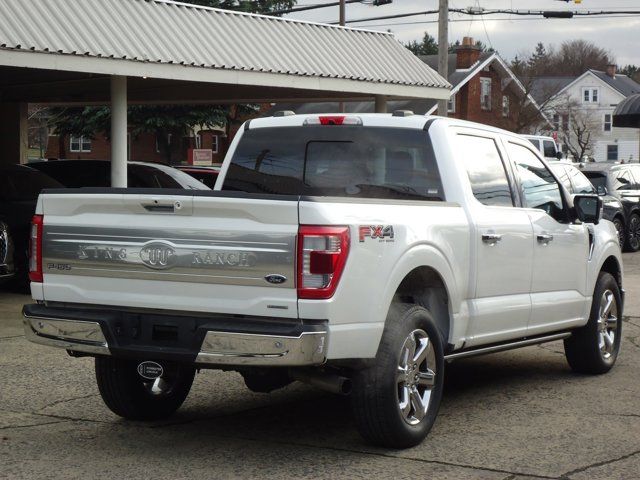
(29, 215, 43, 283)
(297, 226, 350, 300)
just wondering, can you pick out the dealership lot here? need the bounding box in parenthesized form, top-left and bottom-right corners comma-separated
(0, 255, 638, 480)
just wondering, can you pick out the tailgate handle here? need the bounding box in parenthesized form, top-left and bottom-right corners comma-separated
(142, 200, 182, 213)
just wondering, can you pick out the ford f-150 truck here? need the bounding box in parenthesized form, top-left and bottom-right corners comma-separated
(23, 113, 624, 448)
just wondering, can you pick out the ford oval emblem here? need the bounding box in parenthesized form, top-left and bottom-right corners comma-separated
(140, 241, 177, 270)
(265, 274, 287, 285)
(137, 361, 163, 380)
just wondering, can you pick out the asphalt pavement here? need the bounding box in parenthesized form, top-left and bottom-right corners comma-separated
(1, 255, 639, 479)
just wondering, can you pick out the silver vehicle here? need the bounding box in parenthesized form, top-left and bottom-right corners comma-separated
(24, 113, 624, 449)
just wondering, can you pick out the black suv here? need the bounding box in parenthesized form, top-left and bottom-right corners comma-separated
(549, 162, 626, 246)
(579, 162, 640, 251)
(0, 164, 63, 286)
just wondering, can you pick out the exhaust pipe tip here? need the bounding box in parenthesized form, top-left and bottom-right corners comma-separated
(290, 369, 352, 396)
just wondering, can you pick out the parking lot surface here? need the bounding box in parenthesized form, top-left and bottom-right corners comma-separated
(1, 255, 639, 480)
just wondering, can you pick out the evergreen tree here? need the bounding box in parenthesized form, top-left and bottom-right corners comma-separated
(405, 33, 438, 56)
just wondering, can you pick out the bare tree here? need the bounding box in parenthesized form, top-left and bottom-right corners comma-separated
(550, 94, 598, 161)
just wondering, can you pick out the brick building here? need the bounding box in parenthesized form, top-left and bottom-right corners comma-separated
(271, 37, 548, 133)
(45, 128, 226, 165)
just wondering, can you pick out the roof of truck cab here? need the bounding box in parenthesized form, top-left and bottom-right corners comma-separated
(246, 114, 530, 137)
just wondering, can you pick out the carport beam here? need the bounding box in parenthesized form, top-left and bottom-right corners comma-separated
(375, 95, 387, 113)
(111, 76, 128, 188)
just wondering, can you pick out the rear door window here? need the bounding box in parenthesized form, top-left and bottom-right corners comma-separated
(457, 134, 514, 207)
(223, 126, 443, 200)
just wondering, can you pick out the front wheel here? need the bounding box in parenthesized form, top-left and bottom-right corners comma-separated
(95, 357, 195, 420)
(625, 213, 640, 252)
(351, 304, 444, 448)
(564, 272, 622, 374)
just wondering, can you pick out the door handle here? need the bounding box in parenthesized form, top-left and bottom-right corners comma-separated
(482, 233, 502, 245)
(537, 234, 554, 245)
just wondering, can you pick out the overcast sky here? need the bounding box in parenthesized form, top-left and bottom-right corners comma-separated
(284, 0, 640, 67)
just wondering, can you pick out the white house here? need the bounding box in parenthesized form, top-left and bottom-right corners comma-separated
(532, 66, 640, 162)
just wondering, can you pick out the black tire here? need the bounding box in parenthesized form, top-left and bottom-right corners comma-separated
(612, 217, 625, 249)
(351, 303, 445, 448)
(95, 357, 195, 420)
(564, 272, 622, 374)
(625, 213, 640, 252)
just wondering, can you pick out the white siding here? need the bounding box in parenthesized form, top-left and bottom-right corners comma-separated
(547, 71, 640, 162)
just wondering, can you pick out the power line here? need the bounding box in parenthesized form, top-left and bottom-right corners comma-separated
(330, 8, 640, 25)
(357, 13, 640, 28)
(272, 0, 362, 16)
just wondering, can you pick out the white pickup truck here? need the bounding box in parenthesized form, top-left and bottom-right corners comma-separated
(24, 113, 624, 448)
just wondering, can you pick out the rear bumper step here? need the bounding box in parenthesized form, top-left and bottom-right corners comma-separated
(23, 304, 327, 367)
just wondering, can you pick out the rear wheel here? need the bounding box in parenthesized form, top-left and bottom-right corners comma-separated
(612, 217, 625, 248)
(95, 357, 195, 420)
(564, 272, 622, 374)
(625, 213, 640, 252)
(351, 304, 444, 448)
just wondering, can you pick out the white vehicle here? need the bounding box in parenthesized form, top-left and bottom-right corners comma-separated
(24, 113, 624, 448)
(523, 134, 564, 161)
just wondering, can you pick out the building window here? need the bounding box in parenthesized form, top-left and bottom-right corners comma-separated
(582, 88, 600, 103)
(561, 114, 569, 131)
(155, 133, 172, 153)
(195, 133, 202, 149)
(70, 135, 91, 152)
(211, 135, 219, 154)
(502, 96, 509, 117)
(603, 113, 612, 132)
(480, 78, 492, 111)
(607, 144, 618, 161)
(447, 94, 456, 113)
(553, 114, 560, 131)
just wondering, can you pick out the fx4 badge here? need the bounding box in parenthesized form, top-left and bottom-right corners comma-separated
(359, 225, 395, 243)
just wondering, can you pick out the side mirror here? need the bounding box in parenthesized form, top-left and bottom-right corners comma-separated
(573, 194, 602, 225)
(556, 151, 564, 160)
(596, 185, 608, 196)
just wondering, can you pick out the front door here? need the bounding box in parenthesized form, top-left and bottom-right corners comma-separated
(506, 142, 589, 335)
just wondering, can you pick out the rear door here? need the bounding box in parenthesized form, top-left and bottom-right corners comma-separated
(505, 142, 589, 335)
(454, 131, 533, 346)
(40, 191, 299, 318)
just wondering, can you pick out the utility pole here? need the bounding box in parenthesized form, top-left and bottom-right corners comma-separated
(437, 0, 449, 117)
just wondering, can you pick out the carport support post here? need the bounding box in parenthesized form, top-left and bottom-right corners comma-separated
(111, 76, 128, 188)
(375, 95, 387, 113)
(0, 103, 28, 165)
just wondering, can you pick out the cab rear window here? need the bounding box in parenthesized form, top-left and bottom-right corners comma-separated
(222, 126, 443, 200)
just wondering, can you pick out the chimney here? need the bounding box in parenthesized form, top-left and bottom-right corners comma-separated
(606, 64, 617, 78)
(455, 37, 481, 69)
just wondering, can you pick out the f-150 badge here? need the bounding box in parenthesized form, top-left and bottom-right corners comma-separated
(359, 225, 395, 243)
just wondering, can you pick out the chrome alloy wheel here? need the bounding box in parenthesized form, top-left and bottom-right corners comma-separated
(397, 329, 437, 426)
(597, 289, 618, 360)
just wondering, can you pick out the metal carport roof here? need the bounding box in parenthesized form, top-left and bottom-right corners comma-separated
(0, 0, 450, 102)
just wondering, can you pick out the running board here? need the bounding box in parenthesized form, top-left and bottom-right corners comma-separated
(444, 332, 572, 361)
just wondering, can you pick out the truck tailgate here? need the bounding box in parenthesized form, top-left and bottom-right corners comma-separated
(39, 191, 298, 318)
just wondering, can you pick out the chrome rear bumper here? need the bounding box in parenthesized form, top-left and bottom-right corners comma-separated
(24, 315, 110, 355)
(196, 330, 326, 366)
(23, 309, 327, 367)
